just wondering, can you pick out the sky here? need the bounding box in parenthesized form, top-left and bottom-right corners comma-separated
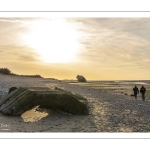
(0, 18, 150, 80)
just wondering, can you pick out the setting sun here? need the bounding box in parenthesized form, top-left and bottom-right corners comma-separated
(23, 18, 81, 63)
(1, 17, 150, 80)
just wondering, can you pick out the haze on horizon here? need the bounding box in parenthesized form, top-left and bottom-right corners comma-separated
(0, 18, 150, 80)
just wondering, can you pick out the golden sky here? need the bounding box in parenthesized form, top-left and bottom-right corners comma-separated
(0, 18, 150, 80)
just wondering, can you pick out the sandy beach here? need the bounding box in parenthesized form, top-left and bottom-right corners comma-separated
(0, 74, 150, 132)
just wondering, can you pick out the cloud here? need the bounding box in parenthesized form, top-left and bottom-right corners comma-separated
(0, 18, 38, 25)
(68, 18, 150, 70)
(0, 45, 40, 63)
(0, 18, 150, 79)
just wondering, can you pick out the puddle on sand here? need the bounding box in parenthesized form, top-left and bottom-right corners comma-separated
(119, 82, 148, 85)
(21, 107, 49, 122)
(21, 106, 68, 123)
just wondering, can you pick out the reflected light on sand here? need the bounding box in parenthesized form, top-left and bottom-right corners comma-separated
(21, 107, 48, 122)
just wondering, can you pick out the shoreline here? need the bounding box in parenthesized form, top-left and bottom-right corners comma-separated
(0, 74, 150, 132)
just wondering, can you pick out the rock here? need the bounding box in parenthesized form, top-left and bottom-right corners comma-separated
(0, 87, 89, 115)
(8, 87, 17, 94)
(76, 75, 87, 82)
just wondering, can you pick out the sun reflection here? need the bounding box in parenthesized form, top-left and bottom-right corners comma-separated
(23, 18, 81, 63)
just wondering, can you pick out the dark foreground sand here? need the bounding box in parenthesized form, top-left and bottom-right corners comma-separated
(0, 74, 150, 132)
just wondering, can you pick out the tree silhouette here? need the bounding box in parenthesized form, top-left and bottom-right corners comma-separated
(0, 68, 12, 75)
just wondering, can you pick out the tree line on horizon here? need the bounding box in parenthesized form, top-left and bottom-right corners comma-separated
(0, 67, 42, 78)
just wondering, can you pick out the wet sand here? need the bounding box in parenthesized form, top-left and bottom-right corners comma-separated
(0, 74, 150, 132)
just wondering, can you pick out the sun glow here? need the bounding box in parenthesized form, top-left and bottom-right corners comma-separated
(24, 18, 81, 63)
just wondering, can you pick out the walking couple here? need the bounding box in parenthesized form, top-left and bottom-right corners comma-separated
(133, 85, 146, 101)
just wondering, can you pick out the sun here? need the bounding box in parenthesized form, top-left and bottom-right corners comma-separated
(23, 18, 80, 63)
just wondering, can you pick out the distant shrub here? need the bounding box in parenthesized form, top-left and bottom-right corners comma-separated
(20, 74, 42, 78)
(0, 67, 42, 78)
(0, 68, 12, 75)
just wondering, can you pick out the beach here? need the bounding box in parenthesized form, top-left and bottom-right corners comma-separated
(0, 74, 150, 132)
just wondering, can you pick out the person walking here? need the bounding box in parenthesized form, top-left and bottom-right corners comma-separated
(140, 85, 146, 101)
(133, 85, 139, 100)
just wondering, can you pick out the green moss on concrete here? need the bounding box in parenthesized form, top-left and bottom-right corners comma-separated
(0, 87, 89, 115)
